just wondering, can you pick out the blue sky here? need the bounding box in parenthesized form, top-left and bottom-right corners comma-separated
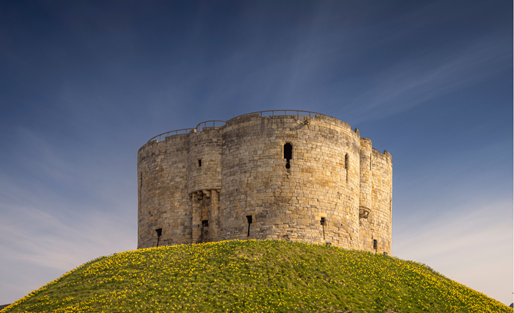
(0, 0, 512, 306)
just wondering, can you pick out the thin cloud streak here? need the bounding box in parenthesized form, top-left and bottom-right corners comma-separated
(339, 35, 511, 123)
(0, 203, 134, 271)
(394, 200, 512, 304)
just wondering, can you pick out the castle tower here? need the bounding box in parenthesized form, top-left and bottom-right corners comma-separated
(137, 111, 392, 254)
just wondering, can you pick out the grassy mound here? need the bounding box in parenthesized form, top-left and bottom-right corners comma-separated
(1, 240, 510, 313)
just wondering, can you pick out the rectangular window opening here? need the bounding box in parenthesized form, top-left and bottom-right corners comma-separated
(373, 239, 378, 250)
(198, 159, 202, 167)
(320, 217, 326, 225)
(202, 220, 208, 227)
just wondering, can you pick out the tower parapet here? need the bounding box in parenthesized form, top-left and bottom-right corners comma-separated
(137, 110, 392, 254)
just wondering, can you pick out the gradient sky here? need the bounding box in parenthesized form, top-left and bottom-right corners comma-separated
(0, 0, 512, 306)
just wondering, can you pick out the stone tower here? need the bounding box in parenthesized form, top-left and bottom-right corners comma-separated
(137, 111, 392, 254)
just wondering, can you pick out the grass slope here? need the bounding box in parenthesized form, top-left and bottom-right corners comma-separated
(1, 240, 510, 313)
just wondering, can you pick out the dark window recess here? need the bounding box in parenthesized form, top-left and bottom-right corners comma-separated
(320, 217, 326, 240)
(284, 143, 292, 169)
(202, 220, 209, 227)
(373, 239, 378, 250)
(155, 228, 162, 248)
(246, 215, 252, 236)
(198, 159, 202, 167)
(345, 154, 349, 182)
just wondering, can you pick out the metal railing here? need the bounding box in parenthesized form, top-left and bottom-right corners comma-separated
(147, 128, 195, 143)
(147, 110, 332, 143)
(236, 109, 328, 119)
(195, 120, 226, 132)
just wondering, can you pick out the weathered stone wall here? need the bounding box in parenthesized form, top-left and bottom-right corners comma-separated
(137, 134, 191, 248)
(187, 127, 222, 243)
(137, 112, 392, 253)
(359, 138, 373, 252)
(217, 114, 361, 248)
(370, 149, 393, 254)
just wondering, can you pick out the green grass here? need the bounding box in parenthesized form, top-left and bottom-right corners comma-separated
(1, 239, 511, 313)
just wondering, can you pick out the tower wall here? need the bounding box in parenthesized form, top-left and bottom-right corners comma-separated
(187, 128, 222, 193)
(370, 149, 393, 254)
(137, 134, 191, 248)
(137, 112, 392, 253)
(187, 127, 223, 243)
(211, 113, 362, 247)
(358, 138, 373, 251)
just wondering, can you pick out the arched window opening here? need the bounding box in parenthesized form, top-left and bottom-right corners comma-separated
(284, 143, 292, 169)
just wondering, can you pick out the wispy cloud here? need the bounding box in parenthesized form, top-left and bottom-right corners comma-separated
(0, 200, 135, 304)
(338, 34, 511, 123)
(0, 127, 136, 304)
(393, 200, 513, 305)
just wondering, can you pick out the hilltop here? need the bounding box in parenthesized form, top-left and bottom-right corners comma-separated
(1, 240, 510, 312)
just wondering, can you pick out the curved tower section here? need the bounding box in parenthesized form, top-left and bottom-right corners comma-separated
(218, 113, 361, 248)
(358, 138, 373, 251)
(137, 134, 191, 248)
(370, 149, 393, 254)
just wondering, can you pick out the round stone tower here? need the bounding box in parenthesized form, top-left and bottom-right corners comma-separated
(137, 111, 392, 254)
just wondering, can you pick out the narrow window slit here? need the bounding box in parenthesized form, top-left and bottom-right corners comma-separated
(198, 159, 202, 167)
(373, 239, 377, 250)
(344, 154, 349, 182)
(155, 228, 162, 247)
(320, 217, 326, 241)
(246, 215, 252, 237)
